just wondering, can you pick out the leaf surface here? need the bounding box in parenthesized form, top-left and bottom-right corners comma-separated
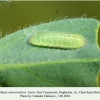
(0, 18, 100, 87)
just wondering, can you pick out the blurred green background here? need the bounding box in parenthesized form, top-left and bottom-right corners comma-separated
(0, 1, 100, 46)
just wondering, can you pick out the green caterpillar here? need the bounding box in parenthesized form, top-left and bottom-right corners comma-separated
(29, 32, 86, 49)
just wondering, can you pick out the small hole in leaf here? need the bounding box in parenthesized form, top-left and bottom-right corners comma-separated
(97, 72, 100, 87)
(98, 27, 100, 48)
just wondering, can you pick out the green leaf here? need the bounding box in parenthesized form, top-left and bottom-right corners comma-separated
(0, 18, 100, 87)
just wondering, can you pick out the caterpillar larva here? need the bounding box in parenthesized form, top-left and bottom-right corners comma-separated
(29, 32, 86, 49)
